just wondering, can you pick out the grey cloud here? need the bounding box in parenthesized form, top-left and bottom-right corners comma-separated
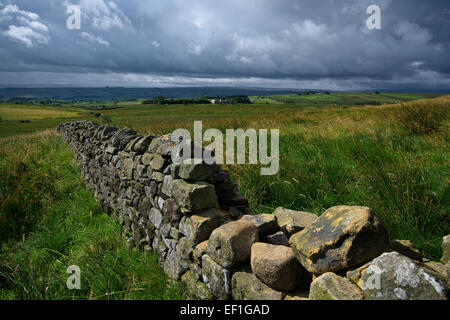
(0, 0, 449, 90)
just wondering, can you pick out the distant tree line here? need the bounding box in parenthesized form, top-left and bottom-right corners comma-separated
(142, 95, 211, 105)
(215, 96, 252, 104)
(141, 95, 252, 105)
(296, 91, 331, 96)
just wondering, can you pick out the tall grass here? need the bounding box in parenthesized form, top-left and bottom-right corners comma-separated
(393, 99, 449, 135)
(225, 97, 449, 260)
(0, 131, 185, 300)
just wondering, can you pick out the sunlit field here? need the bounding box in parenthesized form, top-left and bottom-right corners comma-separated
(0, 93, 448, 299)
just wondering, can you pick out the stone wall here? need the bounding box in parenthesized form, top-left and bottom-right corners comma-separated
(56, 121, 449, 300)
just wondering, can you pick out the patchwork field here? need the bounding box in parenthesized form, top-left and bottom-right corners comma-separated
(0, 92, 448, 299)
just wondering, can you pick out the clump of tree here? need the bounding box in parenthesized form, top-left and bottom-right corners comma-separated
(297, 90, 320, 96)
(142, 95, 211, 105)
(224, 95, 251, 104)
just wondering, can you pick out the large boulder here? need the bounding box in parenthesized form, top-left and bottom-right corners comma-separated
(309, 272, 364, 300)
(232, 269, 286, 300)
(251, 243, 310, 292)
(349, 252, 447, 300)
(273, 207, 317, 237)
(206, 220, 258, 268)
(201, 255, 232, 300)
(290, 206, 389, 275)
(240, 214, 278, 238)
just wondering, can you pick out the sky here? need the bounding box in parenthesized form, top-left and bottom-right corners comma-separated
(0, 0, 449, 90)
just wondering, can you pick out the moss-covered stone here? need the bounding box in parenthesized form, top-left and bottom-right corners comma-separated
(176, 237, 194, 269)
(232, 269, 286, 300)
(181, 271, 214, 300)
(356, 252, 447, 300)
(201, 254, 231, 300)
(309, 272, 364, 300)
(290, 206, 389, 275)
(179, 209, 222, 245)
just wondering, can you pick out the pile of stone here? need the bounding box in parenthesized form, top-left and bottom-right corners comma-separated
(56, 121, 449, 300)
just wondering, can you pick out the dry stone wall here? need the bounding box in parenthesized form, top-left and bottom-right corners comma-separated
(56, 121, 449, 300)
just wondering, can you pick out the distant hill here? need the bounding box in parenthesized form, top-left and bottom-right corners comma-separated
(0, 87, 301, 101)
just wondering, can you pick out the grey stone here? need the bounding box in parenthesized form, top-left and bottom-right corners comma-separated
(172, 180, 217, 211)
(266, 231, 290, 247)
(179, 209, 222, 245)
(309, 272, 364, 300)
(240, 214, 278, 238)
(150, 154, 167, 171)
(232, 269, 286, 300)
(206, 220, 258, 268)
(176, 237, 194, 269)
(178, 161, 217, 181)
(134, 135, 155, 154)
(149, 208, 163, 229)
(273, 207, 317, 237)
(161, 174, 175, 197)
(357, 252, 447, 300)
(201, 254, 232, 300)
(164, 250, 187, 280)
(181, 271, 214, 300)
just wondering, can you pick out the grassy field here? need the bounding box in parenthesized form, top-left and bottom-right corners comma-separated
(0, 92, 448, 299)
(0, 131, 186, 299)
(0, 92, 441, 138)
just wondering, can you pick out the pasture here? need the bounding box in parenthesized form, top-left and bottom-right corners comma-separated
(0, 92, 448, 299)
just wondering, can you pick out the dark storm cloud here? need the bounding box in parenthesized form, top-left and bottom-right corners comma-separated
(0, 0, 449, 89)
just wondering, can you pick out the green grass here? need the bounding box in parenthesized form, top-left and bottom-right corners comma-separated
(0, 92, 440, 138)
(0, 93, 448, 300)
(0, 132, 186, 300)
(224, 97, 449, 260)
